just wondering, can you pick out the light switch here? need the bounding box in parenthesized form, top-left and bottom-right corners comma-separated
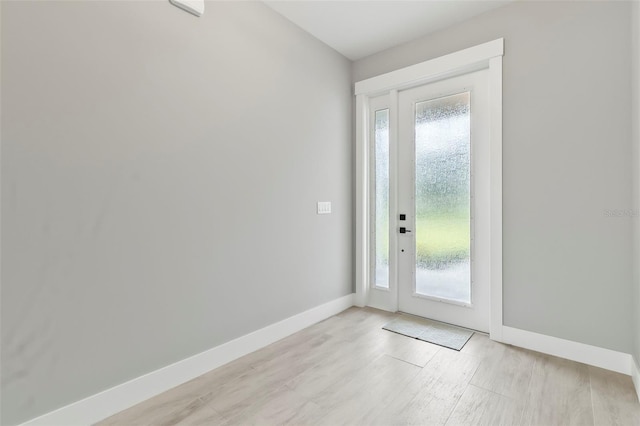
(317, 201, 332, 215)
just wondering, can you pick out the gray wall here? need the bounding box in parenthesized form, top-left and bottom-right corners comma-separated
(633, 0, 640, 370)
(0, 1, 352, 424)
(354, 1, 634, 353)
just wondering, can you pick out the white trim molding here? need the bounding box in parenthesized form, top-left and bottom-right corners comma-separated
(354, 39, 504, 341)
(354, 93, 369, 308)
(488, 55, 503, 342)
(355, 39, 504, 96)
(19, 294, 355, 426)
(502, 326, 633, 376)
(632, 357, 640, 402)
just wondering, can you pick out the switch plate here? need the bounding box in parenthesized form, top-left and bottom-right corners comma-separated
(317, 201, 331, 215)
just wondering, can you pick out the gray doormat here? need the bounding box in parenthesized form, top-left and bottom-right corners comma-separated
(382, 314, 474, 351)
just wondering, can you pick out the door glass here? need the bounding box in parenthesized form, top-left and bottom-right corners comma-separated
(414, 92, 470, 303)
(374, 109, 390, 288)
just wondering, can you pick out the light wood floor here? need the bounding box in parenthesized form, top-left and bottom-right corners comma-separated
(98, 307, 640, 425)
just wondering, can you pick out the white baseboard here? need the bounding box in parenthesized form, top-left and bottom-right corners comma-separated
(501, 326, 632, 375)
(20, 293, 355, 426)
(632, 357, 640, 403)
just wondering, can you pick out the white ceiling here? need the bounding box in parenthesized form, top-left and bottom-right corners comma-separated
(263, 1, 513, 61)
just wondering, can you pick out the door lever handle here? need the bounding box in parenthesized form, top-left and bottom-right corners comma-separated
(399, 227, 411, 234)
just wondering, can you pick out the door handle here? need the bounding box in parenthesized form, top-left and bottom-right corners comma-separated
(399, 227, 411, 234)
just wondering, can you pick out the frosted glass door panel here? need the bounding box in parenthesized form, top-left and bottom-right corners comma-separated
(414, 92, 471, 303)
(374, 109, 390, 288)
(398, 69, 489, 332)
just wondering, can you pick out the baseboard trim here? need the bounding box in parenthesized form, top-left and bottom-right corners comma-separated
(501, 326, 632, 375)
(20, 293, 355, 426)
(632, 357, 640, 402)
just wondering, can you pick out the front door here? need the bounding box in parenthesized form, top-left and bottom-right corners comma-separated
(397, 70, 490, 332)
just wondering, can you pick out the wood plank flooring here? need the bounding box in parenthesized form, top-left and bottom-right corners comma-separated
(97, 307, 640, 425)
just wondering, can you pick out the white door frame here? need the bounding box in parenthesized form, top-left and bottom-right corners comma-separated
(354, 39, 504, 342)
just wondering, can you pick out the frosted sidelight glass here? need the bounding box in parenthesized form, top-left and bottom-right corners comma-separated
(414, 92, 471, 303)
(374, 109, 390, 288)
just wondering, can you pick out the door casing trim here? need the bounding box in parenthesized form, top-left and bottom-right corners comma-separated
(354, 38, 504, 342)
